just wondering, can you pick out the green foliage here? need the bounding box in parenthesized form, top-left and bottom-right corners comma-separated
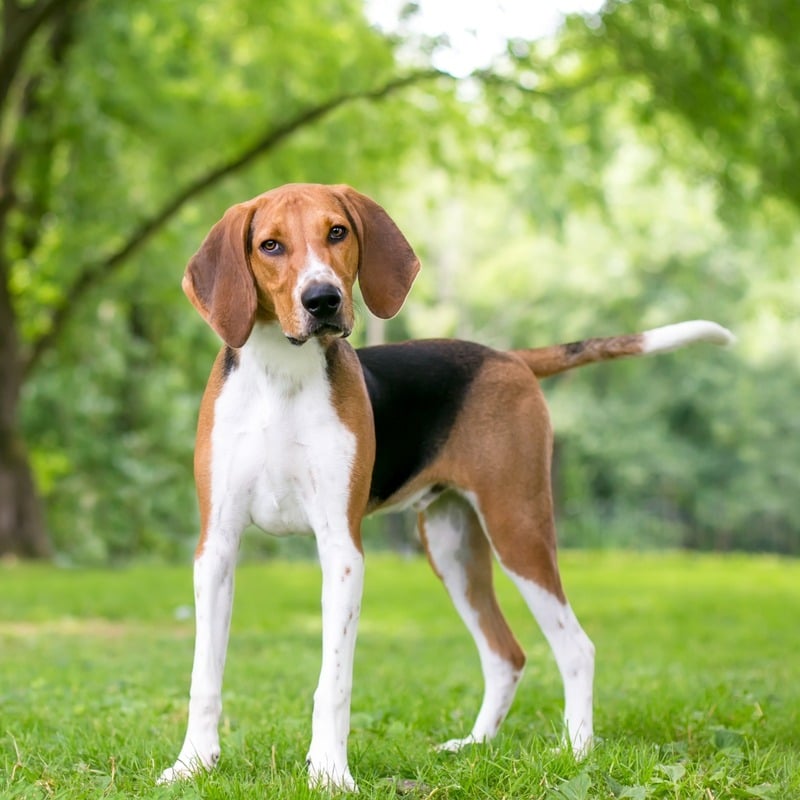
(392, 129, 800, 554)
(10, 0, 446, 344)
(1, 553, 799, 797)
(4, 0, 799, 560)
(598, 0, 800, 214)
(8, 0, 459, 561)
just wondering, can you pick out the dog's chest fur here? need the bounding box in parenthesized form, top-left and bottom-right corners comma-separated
(210, 324, 356, 536)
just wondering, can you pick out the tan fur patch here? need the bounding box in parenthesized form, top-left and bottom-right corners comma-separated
(377, 354, 566, 602)
(511, 333, 644, 377)
(418, 499, 525, 669)
(193, 349, 228, 559)
(324, 338, 375, 553)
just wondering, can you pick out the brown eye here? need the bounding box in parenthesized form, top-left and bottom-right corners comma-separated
(260, 239, 283, 255)
(328, 225, 347, 242)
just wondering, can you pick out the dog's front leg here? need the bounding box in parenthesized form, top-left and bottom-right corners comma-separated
(306, 529, 364, 792)
(159, 531, 240, 783)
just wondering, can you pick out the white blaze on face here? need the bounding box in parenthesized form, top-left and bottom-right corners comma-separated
(294, 247, 345, 315)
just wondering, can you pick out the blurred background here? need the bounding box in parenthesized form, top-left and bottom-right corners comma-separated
(0, 0, 796, 564)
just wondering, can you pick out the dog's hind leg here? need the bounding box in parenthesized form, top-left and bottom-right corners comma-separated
(445, 359, 595, 757)
(503, 565, 594, 756)
(473, 491, 595, 757)
(418, 493, 526, 751)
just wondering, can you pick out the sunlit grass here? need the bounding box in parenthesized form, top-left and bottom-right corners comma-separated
(2, 551, 798, 798)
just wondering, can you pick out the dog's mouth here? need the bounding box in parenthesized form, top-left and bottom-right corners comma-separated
(286, 321, 352, 346)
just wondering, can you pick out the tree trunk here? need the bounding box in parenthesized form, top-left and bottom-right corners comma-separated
(0, 275, 51, 558)
(0, 432, 51, 559)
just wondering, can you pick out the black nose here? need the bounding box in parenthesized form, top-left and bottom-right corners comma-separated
(301, 283, 342, 320)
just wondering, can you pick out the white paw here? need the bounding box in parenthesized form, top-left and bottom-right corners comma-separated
(157, 747, 220, 784)
(157, 763, 193, 785)
(307, 759, 358, 793)
(549, 731, 593, 760)
(435, 734, 478, 753)
(570, 732, 593, 760)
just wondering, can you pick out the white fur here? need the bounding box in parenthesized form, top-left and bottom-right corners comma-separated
(422, 497, 524, 751)
(215, 324, 356, 536)
(642, 320, 735, 354)
(160, 323, 362, 791)
(501, 571, 594, 756)
(300, 246, 344, 289)
(463, 491, 594, 757)
(293, 247, 345, 315)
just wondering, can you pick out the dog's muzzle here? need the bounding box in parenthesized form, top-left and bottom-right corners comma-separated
(302, 283, 342, 320)
(288, 283, 350, 345)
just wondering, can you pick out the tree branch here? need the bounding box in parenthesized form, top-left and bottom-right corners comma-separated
(472, 68, 615, 101)
(0, 6, 74, 249)
(22, 68, 446, 375)
(0, 0, 76, 115)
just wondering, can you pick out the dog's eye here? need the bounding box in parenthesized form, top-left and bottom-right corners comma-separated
(260, 239, 283, 255)
(328, 225, 347, 242)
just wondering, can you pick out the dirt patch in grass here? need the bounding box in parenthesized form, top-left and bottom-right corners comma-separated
(0, 618, 191, 638)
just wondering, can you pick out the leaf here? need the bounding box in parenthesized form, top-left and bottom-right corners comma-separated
(604, 774, 646, 798)
(743, 784, 778, 799)
(550, 771, 591, 800)
(605, 774, 626, 796)
(619, 788, 647, 800)
(711, 726, 746, 751)
(656, 763, 686, 783)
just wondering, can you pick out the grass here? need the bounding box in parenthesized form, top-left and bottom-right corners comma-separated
(1, 551, 798, 798)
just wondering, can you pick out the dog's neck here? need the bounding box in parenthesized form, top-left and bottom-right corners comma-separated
(240, 322, 331, 382)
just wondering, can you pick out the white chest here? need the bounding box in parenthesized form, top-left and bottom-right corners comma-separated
(209, 328, 356, 536)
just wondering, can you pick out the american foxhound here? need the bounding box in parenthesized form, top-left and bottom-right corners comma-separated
(159, 183, 733, 790)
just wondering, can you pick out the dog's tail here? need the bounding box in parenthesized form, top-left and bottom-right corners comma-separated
(512, 320, 735, 378)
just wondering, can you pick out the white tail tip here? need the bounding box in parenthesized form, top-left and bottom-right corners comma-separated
(642, 320, 736, 354)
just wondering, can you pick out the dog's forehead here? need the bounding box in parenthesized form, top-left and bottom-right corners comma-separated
(251, 185, 346, 235)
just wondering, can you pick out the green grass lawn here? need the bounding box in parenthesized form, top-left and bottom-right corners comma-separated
(1, 551, 798, 798)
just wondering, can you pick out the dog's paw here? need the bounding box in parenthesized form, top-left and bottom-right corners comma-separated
(157, 763, 193, 785)
(547, 732, 593, 761)
(570, 732, 593, 760)
(435, 734, 478, 753)
(157, 746, 220, 784)
(307, 759, 358, 793)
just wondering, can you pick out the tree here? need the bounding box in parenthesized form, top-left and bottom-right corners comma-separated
(4, 0, 616, 560)
(0, 0, 453, 558)
(6, 0, 798, 560)
(597, 0, 800, 214)
(0, 0, 78, 556)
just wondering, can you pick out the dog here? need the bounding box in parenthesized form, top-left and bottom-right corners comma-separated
(158, 183, 733, 790)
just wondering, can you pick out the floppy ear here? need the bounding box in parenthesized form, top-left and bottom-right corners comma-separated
(183, 202, 258, 348)
(334, 186, 420, 319)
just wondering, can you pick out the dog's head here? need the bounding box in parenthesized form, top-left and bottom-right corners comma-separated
(182, 183, 420, 347)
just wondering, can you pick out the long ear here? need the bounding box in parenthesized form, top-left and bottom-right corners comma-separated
(334, 186, 420, 319)
(183, 202, 257, 348)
